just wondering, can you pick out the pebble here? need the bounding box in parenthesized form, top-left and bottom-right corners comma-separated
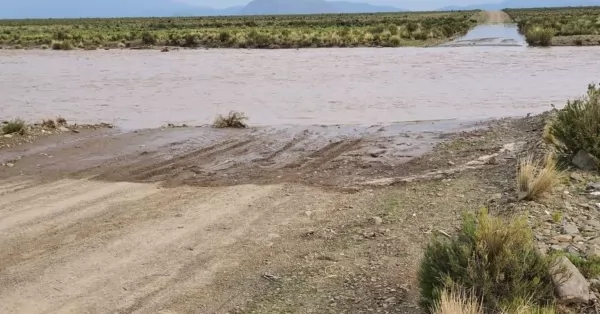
(3, 134, 12, 138)
(6, 163, 14, 168)
(553, 235, 573, 243)
(563, 223, 580, 235)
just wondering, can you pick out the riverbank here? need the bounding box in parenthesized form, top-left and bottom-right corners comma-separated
(0, 110, 571, 313)
(505, 6, 600, 47)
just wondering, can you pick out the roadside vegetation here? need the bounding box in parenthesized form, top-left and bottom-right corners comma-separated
(504, 6, 600, 46)
(0, 11, 481, 49)
(419, 209, 558, 313)
(547, 83, 600, 165)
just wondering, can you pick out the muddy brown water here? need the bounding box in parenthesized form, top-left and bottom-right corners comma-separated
(1, 45, 599, 130)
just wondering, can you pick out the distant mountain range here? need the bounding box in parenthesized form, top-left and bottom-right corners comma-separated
(440, 0, 600, 10)
(1, 0, 404, 19)
(2, 0, 600, 19)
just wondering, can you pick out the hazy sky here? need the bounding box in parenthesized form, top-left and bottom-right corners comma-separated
(179, 0, 503, 10)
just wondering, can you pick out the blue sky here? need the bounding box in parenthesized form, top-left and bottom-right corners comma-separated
(178, 0, 503, 10)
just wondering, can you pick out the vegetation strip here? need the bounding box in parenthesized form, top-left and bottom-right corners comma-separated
(0, 11, 482, 49)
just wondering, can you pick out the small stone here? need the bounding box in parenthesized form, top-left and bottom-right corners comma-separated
(574, 235, 585, 243)
(6, 163, 14, 168)
(573, 150, 598, 171)
(59, 126, 69, 132)
(563, 223, 580, 235)
(590, 192, 600, 199)
(554, 234, 573, 242)
(587, 220, 600, 229)
(551, 256, 590, 304)
(305, 211, 313, 218)
(370, 217, 383, 225)
(3, 134, 12, 138)
(550, 244, 564, 252)
(587, 245, 600, 258)
(447, 161, 455, 166)
(590, 279, 600, 292)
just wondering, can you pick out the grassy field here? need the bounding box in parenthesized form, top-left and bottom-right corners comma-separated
(0, 11, 482, 50)
(504, 6, 600, 46)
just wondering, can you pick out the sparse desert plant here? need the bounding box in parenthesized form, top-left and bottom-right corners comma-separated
(548, 83, 600, 162)
(525, 27, 554, 46)
(41, 119, 56, 128)
(2, 118, 26, 135)
(51, 40, 74, 50)
(418, 209, 557, 313)
(432, 286, 483, 314)
(56, 116, 67, 125)
(517, 153, 561, 201)
(212, 111, 248, 129)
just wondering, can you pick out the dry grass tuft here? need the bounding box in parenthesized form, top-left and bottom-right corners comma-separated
(517, 153, 561, 201)
(56, 116, 67, 125)
(433, 288, 483, 314)
(212, 111, 248, 129)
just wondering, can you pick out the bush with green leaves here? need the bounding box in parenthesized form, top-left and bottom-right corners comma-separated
(418, 209, 557, 313)
(548, 83, 600, 161)
(525, 27, 554, 46)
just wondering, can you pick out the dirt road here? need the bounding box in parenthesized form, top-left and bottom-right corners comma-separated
(484, 11, 512, 24)
(0, 116, 540, 313)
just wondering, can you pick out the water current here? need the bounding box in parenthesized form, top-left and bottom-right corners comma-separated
(1, 24, 599, 129)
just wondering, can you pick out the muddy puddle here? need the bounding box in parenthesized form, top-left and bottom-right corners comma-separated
(1, 46, 599, 129)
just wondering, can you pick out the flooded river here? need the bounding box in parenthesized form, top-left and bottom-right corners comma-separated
(1, 45, 599, 129)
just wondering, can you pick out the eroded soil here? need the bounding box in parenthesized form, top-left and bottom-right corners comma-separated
(0, 115, 546, 313)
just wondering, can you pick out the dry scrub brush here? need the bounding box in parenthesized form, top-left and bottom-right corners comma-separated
(2, 118, 26, 135)
(212, 111, 248, 128)
(517, 153, 561, 201)
(418, 209, 557, 313)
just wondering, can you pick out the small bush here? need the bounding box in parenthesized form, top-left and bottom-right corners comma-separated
(548, 83, 600, 161)
(52, 40, 74, 50)
(41, 119, 56, 128)
(525, 28, 554, 46)
(56, 116, 67, 125)
(517, 153, 561, 201)
(418, 209, 556, 313)
(556, 253, 600, 279)
(212, 111, 248, 128)
(2, 118, 26, 135)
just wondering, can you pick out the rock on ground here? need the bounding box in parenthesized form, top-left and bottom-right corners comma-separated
(551, 256, 590, 304)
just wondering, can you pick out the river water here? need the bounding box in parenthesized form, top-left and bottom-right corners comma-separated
(1, 42, 599, 129)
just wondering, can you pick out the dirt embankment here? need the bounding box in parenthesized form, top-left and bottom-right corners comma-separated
(0, 116, 546, 313)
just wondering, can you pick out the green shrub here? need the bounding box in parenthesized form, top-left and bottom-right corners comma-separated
(2, 118, 26, 135)
(548, 83, 600, 161)
(418, 209, 556, 313)
(51, 40, 74, 50)
(525, 28, 554, 46)
(141, 31, 157, 45)
(556, 253, 600, 279)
